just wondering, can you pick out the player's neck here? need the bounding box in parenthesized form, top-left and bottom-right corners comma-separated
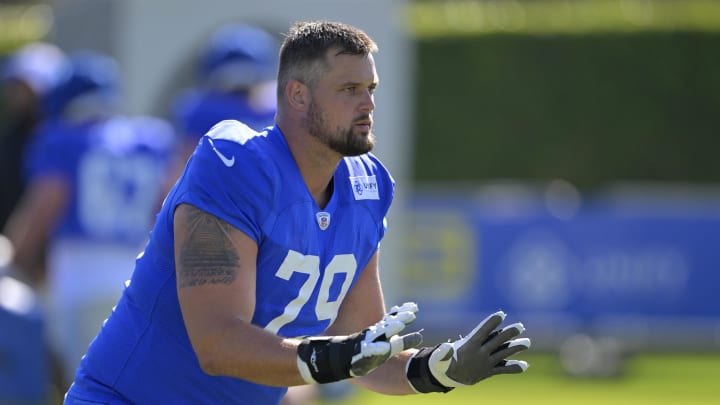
(280, 125, 340, 209)
(295, 151, 338, 209)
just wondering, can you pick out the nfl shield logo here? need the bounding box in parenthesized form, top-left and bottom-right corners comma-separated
(316, 211, 331, 230)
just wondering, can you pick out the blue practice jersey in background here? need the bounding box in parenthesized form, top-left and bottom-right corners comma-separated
(25, 115, 176, 246)
(68, 120, 395, 404)
(172, 88, 276, 139)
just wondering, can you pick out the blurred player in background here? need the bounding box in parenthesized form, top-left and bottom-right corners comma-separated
(2, 50, 177, 384)
(0, 42, 68, 403)
(169, 23, 277, 175)
(0, 42, 67, 233)
(64, 21, 529, 404)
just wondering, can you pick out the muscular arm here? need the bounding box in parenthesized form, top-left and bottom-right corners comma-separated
(174, 203, 306, 386)
(326, 251, 418, 395)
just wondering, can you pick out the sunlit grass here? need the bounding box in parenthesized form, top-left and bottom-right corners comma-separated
(320, 352, 720, 404)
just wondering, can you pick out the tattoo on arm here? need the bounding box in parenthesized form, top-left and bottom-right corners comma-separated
(177, 206, 240, 288)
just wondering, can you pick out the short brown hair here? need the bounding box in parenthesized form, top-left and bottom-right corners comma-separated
(277, 20, 378, 97)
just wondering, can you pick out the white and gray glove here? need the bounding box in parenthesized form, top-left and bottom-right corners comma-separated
(297, 302, 422, 384)
(406, 311, 530, 393)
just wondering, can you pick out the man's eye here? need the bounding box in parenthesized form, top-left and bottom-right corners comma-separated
(344, 86, 357, 93)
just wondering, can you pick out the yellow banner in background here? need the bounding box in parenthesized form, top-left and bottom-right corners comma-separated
(403, 210, 477, 300)
(408, 0, 720, 37)
(0, 4, 53, 52)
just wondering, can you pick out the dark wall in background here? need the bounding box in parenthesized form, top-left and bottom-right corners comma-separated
(413, 31, 720, 190)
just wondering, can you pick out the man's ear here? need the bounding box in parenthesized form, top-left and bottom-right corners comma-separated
(285, 79, 309, 112)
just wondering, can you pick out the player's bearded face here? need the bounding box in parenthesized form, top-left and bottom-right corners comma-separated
(307, 98, 375, 156)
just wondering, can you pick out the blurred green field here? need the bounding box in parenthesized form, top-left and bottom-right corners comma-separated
(319, 352, 720, 405)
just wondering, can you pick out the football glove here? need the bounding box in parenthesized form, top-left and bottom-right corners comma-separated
(406, 311, 530, 393)
(297, 302, 422, 384)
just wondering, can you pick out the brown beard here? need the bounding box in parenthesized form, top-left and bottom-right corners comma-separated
(306, 99, 375, 156)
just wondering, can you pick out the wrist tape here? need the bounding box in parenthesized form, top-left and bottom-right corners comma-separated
(296, 335, 359, 384)
(406, 345, 455, 393)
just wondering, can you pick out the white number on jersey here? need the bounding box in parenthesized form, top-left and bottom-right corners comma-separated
(264, 251, 357, 334)
(78, 150, 161, 240)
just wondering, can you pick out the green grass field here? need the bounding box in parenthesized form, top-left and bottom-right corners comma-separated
(319, 352, 720, 405)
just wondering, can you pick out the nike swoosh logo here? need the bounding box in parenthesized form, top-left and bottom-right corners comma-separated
(207, 138, 235, 167)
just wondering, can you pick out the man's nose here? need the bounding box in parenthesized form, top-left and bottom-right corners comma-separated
(359, 90, 375, 113)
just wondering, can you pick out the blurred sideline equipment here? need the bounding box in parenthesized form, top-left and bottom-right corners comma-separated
(403, 185, 720, 374)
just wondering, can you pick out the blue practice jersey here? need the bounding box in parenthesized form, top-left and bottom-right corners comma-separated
(68, 121, 395, 404)
(172, 88, 276, 139)
(24, 115, 176, 246)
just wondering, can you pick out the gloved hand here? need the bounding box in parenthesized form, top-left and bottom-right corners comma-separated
(406, 311, 530, 393)
(297, 302, 423, 384)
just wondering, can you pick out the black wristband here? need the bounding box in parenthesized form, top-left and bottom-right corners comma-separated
(297, 334, 360, 384)
(406, 345, 455, 393)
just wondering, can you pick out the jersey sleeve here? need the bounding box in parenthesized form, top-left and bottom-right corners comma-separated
(172, 121, 273, 243)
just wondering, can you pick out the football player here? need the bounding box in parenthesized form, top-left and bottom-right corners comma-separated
(64, 21, 529, 404)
